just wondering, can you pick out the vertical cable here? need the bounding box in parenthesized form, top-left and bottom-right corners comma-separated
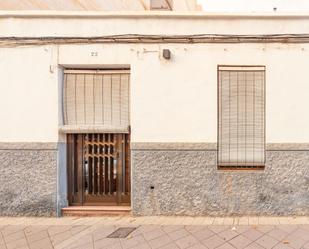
(93, 74, 95, 124)
(74, 74, 77, 125)
(102, 75, 104, 125)
(253, 72, 255, 165)
(83, 74, 86, 124)
(228, 71, 231, 164)
(120, 74, 122, 125)
(63, 74, 68, 125)
(220, 71, 222, 164)
(236, 71, 239, 166)
(245, 71, 247, 166)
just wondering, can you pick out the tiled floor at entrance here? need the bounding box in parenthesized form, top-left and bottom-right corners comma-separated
(0, 216, 309, 249)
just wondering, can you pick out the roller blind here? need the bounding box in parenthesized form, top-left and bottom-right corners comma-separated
(62, 70, 130, 133)
(218, 66, 265, 168)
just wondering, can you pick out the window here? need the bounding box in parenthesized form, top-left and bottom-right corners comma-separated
(150, 0, 172, 10)
(62, 69, 130, 133)
(218, 66, 265, 170)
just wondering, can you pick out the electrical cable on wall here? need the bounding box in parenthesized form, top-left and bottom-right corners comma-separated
(1, 33, 309, 47)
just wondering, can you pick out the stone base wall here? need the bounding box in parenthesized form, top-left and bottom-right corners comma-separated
(0, 143, 57, 216)
(131, 143, 309, 216)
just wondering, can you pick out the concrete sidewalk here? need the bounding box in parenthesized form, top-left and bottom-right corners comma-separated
(0, 216, 309, 249)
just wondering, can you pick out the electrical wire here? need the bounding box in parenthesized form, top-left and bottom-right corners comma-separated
(1, 33, 309, 47)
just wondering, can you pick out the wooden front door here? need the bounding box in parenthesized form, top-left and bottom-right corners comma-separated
(67, 133, 130, 206)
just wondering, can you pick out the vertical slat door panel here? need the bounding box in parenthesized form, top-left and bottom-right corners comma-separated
(68, 133, 131, 206)
(103, 75, 112, 126)
(63, 71, 130, 131)
(75, 75, 86, 125)
(84, 75, 94, 125)
(218, 66, 265, 168)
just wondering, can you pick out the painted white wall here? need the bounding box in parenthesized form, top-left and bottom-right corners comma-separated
(0, 46, 59, 142)
(1, 13, 309, 37)
(0, 14, 309, 143)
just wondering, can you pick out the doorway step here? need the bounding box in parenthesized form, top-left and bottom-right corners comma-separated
(62, 206, 131, 217)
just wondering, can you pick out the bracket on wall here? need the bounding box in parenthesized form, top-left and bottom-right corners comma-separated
(162, 49, 171, 59)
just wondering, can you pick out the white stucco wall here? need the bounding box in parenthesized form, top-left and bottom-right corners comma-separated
(0, 13, 309, 143)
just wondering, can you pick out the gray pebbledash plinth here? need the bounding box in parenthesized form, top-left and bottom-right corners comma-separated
(0, 143, 57, 216)
(131, 143, 309, 216)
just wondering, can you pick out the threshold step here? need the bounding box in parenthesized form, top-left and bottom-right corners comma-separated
(62, 206, 131, 217)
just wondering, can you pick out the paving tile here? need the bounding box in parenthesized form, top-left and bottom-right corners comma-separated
(70, 225, 90, 235)
(65, 234, 93, 249)
(2, 226, 26, 237)
(277, 225, 299, 234)
(290, 227, 309, 240)
(255, 226, 275, 234)
(6, 238, 28, 249)
(29, 237, 53, 249)
(137, 226, 159, 234)
(244, 242, 264, 249)
(242, 228, 263, 241)
(94, 238, 120, 249)
(216, 243, 236, 249)
(148, 234, 172, 249)
(128, 229, 143, 238)
(280, 236, 306, 249)
(300, 224, 309, 232)
(24, 226, 49, 236)
(208, 226, 230, 234)
(143, 228, 166, 241)
(162, 225, 183, 234)
(217, 229, 239, 241)
(272, 242, 291, 249)
(186, 244, 207, 249)
(202, 234, 225, 249)
(157, 243, 179, 249)
(120, 235, 146, 249)
(3, 231, 26, 244)
(233, 226, 251, 234)
(267, 228, 289, 241)
(97, 241, 122, 249)
(48, 225, 72, 237)
(92, 226, 116, 241)
(185, 226, 206, 233)
(70, 242, 94, 249)
(26, 230, 49, 243)
(174, 235, 199, 249)
(50, 230, 73, 246)
(191, 228, 215, 241)
(130, 242, 152, 249)
(255, 234, 278, 249)
(2, 217, 309, 249)
(303, 241, 309, 249)
(229, 235, 252, 249)
(0, 233, 5, 245)
(168, 228, 191, 241)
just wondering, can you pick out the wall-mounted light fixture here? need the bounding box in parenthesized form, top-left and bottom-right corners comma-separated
(163, 49, 171, 60)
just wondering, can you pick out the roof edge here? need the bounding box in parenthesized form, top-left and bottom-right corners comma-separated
(1, 10, 309, 19)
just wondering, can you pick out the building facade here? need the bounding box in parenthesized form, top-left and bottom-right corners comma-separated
(0, 11, 309, 216)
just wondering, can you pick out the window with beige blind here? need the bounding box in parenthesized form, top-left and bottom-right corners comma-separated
(218, 66, 265, 170)
(61, 70, 130, 133)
